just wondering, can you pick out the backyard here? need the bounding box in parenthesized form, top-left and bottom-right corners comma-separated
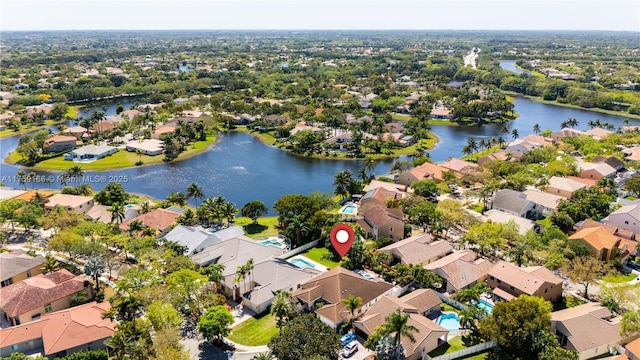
(234, 216, 279, 239)
(301, 246, 340, 268)
(428, 336, 490, 359)
(226, 312, 279, 346)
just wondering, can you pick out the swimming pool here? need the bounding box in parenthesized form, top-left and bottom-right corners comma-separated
(260, 238, 284, 248)
(340, 205, 357, 214)
(475, 299, 494, 314)
(437, 313, 461, 332)
(289, 257, 316, 269)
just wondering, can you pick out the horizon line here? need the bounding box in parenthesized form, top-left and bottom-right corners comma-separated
(2, 28, 639, 33)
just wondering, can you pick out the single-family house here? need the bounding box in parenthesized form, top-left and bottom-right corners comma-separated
(623, 147, 640, 162)
(191, 235, 284, 301)
(292, 266, 394, 329)
(13, 190, 53, 203)
(586, 127, 614, 140)
(578, 161, 617, 180)
(0, 250, 44, 288)
(440, 158, 478, 176)
(162, 225, 244, 255)
(505, 134, 551, 156)
(615, 338, 640, 360)
(0, 187, 26, 201)
(430, 108, 452, 120)
(354, 291, 447, 360)
(125, 139, 164, 156)
(45, 194, 94, 214)
(604, 203, 640, 235)
(551, 303, 634, 360)
(62, 126, 88, 139)
(0, 301, 116, 358)
(550, 128, 589, 142)
(89, 120, 117, 134)
(524, 189, 564, 216)
(396, 162, 446, 186)
(425, 250, 494, 294)
(377, 233, 453, 265)
(241, 259, 320, 314)
(153, 125, 176, 139)
(483, 210, 539, 235)
(358, 205, 405, 241)
(0, 269, 92, 327)
(362, 180, 409, 194)
(63, 144, 118, 161)
(86, 204, 137, 224)
(592, 156, 625, 172)
(569, 227, 637, 262)
(44, 135, 78, 153)
(488, 261, 563, 302)
(489, 189, 540, 219)
(546, 176, 587, 198)
(477, 150, 517, 166)
(119, 208, 181, 236)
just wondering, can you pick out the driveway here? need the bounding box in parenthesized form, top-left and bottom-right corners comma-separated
(341, 336, 373, 360)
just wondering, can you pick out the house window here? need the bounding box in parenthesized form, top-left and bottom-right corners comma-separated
(44, 303, 53, 313)
(489, 276, 494, 280)
(625, 221, 629, 225)
(497, 279, 502, 284)
(11, 345, 18, 352)
(32, 314, 40, 320)
(545, 289, 548, 293)
(557, 190, 560, 194)
(1, 279, 12, 287)
(510, 286, 514, 291)
(389, 227, 393, 232)
(26, 270, 32, 278)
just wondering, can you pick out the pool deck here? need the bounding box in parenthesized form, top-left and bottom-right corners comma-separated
(287, 255, 328, 272)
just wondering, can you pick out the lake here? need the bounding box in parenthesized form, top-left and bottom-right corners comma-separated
(1, 96, 637, 210)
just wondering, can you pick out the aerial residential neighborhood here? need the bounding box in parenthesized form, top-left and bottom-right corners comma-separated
(0, 1, 639, 360)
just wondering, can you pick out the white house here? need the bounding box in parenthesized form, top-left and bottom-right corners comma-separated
(603, 203, 640, 235)
(64, 144, 118, 161)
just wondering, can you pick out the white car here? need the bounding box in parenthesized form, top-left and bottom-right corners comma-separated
(342, 341, 358, 358)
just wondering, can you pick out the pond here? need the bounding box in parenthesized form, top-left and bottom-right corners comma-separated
(1, 95, 637, 210)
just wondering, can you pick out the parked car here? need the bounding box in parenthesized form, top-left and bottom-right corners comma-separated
(342, 341, 358, 358)
(341, 332, 356, 346)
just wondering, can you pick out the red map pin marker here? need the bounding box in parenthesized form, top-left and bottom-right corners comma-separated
(330, 224, 355, 257)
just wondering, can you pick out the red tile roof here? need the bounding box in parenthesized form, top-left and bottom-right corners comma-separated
(119, 208, 181, 233)
(0, 269, 90, 318)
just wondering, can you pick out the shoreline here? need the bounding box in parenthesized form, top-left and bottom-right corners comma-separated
(232, 126, 438, 161)
(4, 134, 219, 173)
(502, 91, 640, 120)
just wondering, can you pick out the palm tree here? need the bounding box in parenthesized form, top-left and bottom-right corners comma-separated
(466, 137, 478, 155)
(342, 295, 363, 323)
(235, 264, 248, 295)
(77, 183, 92, 196)
(105, 329, 128, 360)
(222, 201, 238, 225)
(140, 202, 151, 214)
(532, 123, 540, 135)
(286, 213, 310, 246)
(127, 219, 144, 236)
(511, 129, 519, 139)
(383, 310, 419, 360)
(251, 352, 275, 360)
(16, 170, 26, 189)
(270, 291, 293, 328)
(186, 182, 205, 209)
(65, 165, 84, 184)
(245, 258, 255, 291)
(41, 254, 59, 274)
(109, 203, 126, 224)
(84, 255, 105, 293)
(333, 170, 353, 199)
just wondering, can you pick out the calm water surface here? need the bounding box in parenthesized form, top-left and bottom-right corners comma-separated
(1, 95, 637, 209)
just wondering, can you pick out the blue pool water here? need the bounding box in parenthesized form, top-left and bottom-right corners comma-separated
(339, 205, 357, 214)
(475, 299, 494, 314)
(437, 313, 461, 332)
(260, 238, 284, 248)
(290, 257, 316, 269)
(125, 204, 135, 209)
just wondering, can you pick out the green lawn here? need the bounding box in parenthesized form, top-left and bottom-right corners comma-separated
(302, 247, 341, 268)
(8, 135, 216, 171)
(235, 216, 280, 239)
(227, 312, 279, 346)
(461, 145, 502, 162)
(602, 273, 636, 284)
(428, 337, 489, 359)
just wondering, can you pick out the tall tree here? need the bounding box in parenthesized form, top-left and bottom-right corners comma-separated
(382, 309, 419, 360)
(562, 256, 612, 300)
(269, 313, 341, 360)
(186, 183, 204, 209)
(270, 290, 294, 328)
(109, 202, 126, 224)
(241, 200, 268, 224)
(333, 170, 354, 199)
(341, 295, 363, 323)
(197, 305, 234, 343)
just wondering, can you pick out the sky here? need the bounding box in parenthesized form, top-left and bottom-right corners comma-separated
(1, 0, 639, 32)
